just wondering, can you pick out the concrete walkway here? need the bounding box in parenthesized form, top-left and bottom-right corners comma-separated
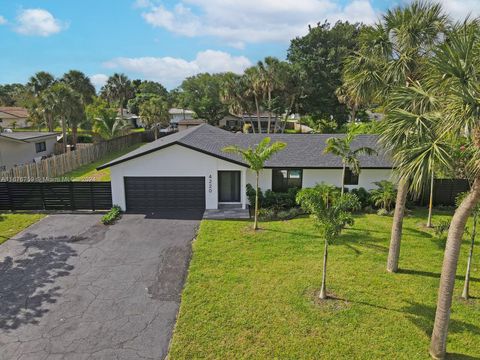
(0, 213, 199, 360)
(203, 208, 250, 220)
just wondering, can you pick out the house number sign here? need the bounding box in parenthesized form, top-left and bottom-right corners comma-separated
(208, 174, 213, 193)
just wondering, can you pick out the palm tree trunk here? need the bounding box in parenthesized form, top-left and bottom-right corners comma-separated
(61, 118, 67, 153)
(267, 90, 272, 134)
(427, 171, 435, 228)
(72, 125, 78, 147)
(254, 96, 262, 134)
(341, 163, 346, 196)
(319, 238, 328, 300)
(387, 177, 409, 273)
(430, 178, 480, 359)
(254, 171, 259, 230)
(462, 212, 476, 300)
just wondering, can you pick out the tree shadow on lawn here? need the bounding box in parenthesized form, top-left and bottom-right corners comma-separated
(0, 233, 80, 331)
(397, 268, 480, 283)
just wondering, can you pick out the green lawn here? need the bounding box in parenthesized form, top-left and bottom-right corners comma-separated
(0, 213, 45, 245)
(169, 210, 480, 359)
(63, 142, 145, 181)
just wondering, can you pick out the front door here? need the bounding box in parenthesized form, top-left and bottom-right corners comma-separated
(218, 171, 241, 202)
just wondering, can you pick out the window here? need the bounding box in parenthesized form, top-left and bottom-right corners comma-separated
(35, 141, 46, 153)
(272, 169, 303, 192)
(344, 168, 359, 185)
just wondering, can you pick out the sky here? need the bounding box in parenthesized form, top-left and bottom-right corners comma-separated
(0, 0, 479, 90)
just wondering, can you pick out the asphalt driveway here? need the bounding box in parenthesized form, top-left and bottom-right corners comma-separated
(0, 213, 200, 360)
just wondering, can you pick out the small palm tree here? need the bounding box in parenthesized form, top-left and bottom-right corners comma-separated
(223, 138, 286, 230)
(296, 184, 360, 299)
(370, 180, 397, 211)
(139, 96, 170, 139)
(324, 133, 377, 195)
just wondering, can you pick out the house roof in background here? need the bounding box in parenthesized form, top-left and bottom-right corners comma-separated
(169, 108, 195, 115)
(99, 124, 392, 170)
(0, 107, 29, 119)
(0, 131, 58, 142)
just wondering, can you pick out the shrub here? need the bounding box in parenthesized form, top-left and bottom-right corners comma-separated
(258, 207, 304, 221)
(370, 180, 397, 211)
(350, 187, 371, 209)
(434, 220, 450, 238)
(377, 208, 390, 216)
(246, 184, 299, 211)
(102, 205, 122, 225)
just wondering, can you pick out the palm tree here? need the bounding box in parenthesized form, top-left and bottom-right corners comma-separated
(25, 71, 56, 131)
(428, 21, 480, 359)
(61, 70, 96, 145)
(342, 0, 448, 273)
(87, 97, 128, 140)
(244, 66, 265, 134)
(223, 138, 286, 230)
(101, 73, 134, 119)
(27, 71, 55, 96)
(323, 133, 377, 195)
(296, 185, 360, 299)
(370, 180, 397, 211)
(139, 96, 170, 139)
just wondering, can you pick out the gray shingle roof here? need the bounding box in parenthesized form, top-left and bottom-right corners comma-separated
(0, 131, 58, 141)
(98, 124, 392, 170)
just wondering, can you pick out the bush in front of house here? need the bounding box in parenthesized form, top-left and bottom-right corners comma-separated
(102, 205, 122, 225)
(350, 187, 372, 209)
(247, 184, 303, 220)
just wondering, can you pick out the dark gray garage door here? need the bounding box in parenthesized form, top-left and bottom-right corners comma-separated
(124, 177, 205, 212)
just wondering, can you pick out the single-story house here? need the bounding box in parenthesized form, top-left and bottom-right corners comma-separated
(0, 131, 58, 171)
(98, 124, 393, 212)
(0, 107, 30, 129)
(169, 108, 195, 128)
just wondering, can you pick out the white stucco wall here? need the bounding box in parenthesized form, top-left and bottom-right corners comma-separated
(303, 168, 393, 191)
(110, 144, 248, 210)
(0, 136, 56, 170)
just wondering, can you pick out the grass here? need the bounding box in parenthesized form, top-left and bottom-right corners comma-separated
(0, 213, 45, 245)
(169, 209, 480, 359)
(62, 142, 145, 181)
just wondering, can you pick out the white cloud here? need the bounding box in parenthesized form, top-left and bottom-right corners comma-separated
(436, 0, 480, 20)
(90, 74, 109, 90)
(0, 15, 7, 25)
(103, 50, 252, 88)
(14, 9, 66, 36)
(139, 0, 380, 46)
(133, 0, 152, 9)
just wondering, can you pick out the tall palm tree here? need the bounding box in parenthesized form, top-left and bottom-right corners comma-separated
(25, 71, 56, 131)
(244, 66, 265, 134)
(258, 57, 282, 133)
(223, 138, 286, 230)
(61, 70, 96, 145)
(27, 71, 55, 96)
(342, 0, 448, 273)
(428, 21, 480, 360)
(101, 73, 134, 119)
(323, 133, 377, 195)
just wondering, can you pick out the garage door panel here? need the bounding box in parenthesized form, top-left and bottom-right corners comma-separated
(124, 177, 205, 212)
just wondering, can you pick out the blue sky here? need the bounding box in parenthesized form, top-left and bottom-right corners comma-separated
(0, 0, 477, 89)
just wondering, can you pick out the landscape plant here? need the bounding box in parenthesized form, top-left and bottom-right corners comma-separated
(370, 181, 397, 212)
(101, 205, 122, 225)
(296, 184, 360, 299)
(223, 138, 286, 230)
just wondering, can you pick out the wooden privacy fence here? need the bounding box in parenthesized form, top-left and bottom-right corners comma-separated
(0, 131, 151, 181)
(0, 182, 112, 211)
(416, 179, 470, 206)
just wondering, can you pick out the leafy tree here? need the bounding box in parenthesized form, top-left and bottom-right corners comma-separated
(287, 21, 363, 124)
(87, 97, 127, 140)
(0, 83, 26, 106)
(26, 71, 55, 96)
(137, 80, 168, 98)
(370, 181, 397, 211)
(343, 0, 448, 274)
(139, 96, 170, 139)
(128, 80, 169, 114)
(296, 184, 360, 299)
(180, 73, 229, 126)
(223, 138, 286, 230)
(323, 133, 377, 195)
(100, 73, 134, 118)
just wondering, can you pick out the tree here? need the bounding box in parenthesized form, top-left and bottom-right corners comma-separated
(323, 133, 377, 195)
(100, 73, 134, 118)
(180, 73, 229, 125)
(296, 184, 360, 299)
(370, 181, 397, 211)
(0, 83, 26, 106)
(139, 96, 170, 139)
(244, 66, 265, 134)
(61, 70, 96, 145)
(26, 71, 55, 96)
(288, 21, 363, 124)
(428, 22, 480, 359)
(222, 138, 286, 230)
(343, 0, 448, 273)
(87, 97, 127, 140)
(128, 80, 169, 115)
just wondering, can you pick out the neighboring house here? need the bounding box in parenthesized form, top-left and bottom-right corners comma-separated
(177, 119, 205, 132)
(98, 124, 393, 212)
(169, 108, 195, 129)
(0, 132, 58, 171)
(0, 107, 30, 129)
(118, 108, 140, 128)
(219, 112, 281, 133)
